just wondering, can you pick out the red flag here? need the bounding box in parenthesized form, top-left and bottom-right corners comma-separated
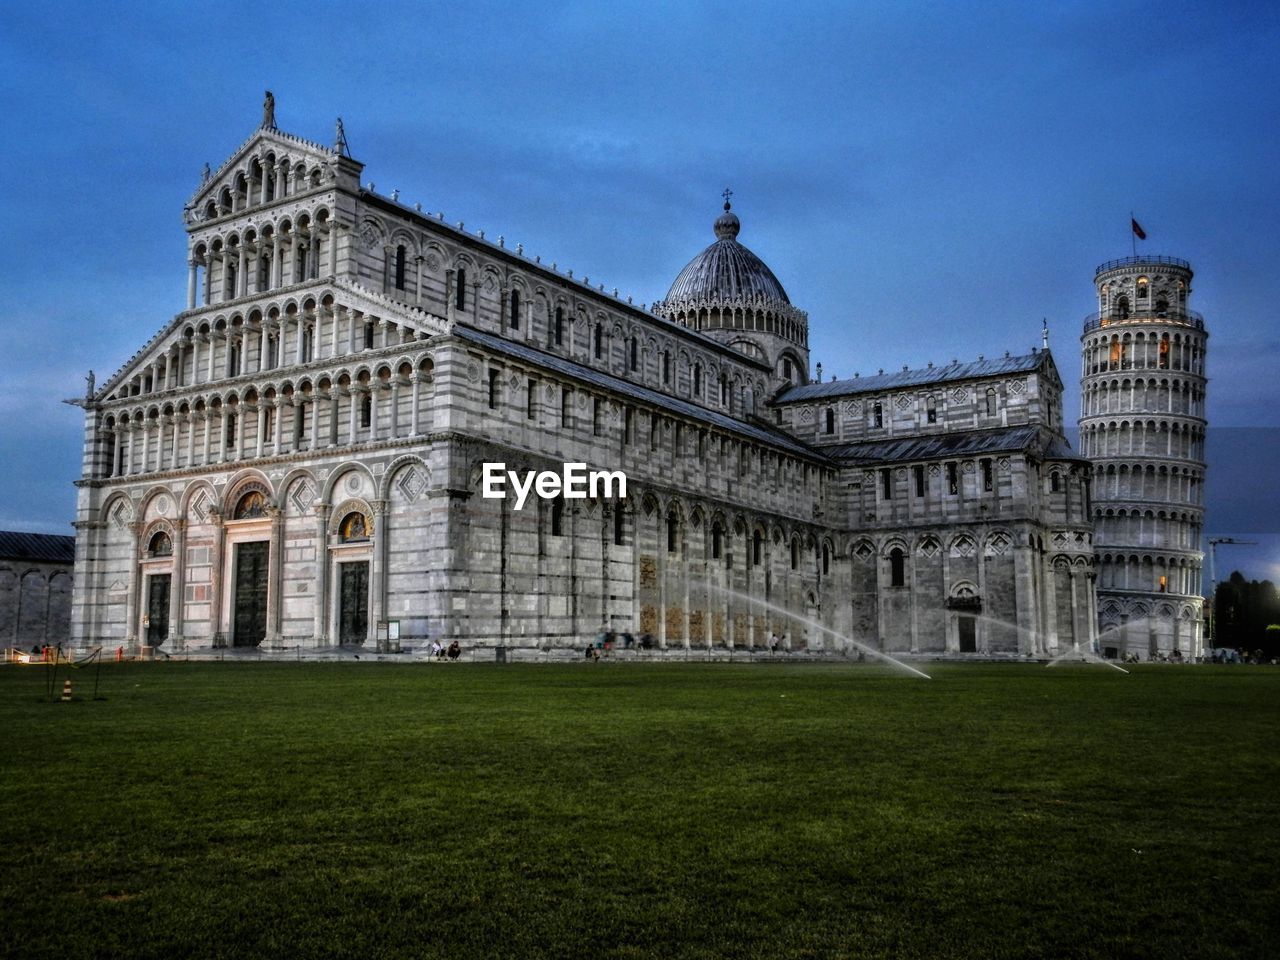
(1131, 218, 1147, 240)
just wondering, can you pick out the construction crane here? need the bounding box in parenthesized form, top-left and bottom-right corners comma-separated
(1206, 537, 1258, 646)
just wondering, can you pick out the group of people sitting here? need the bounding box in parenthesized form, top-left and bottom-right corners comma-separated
(585, 629, 655, 660)
(428, 640, 461, 661)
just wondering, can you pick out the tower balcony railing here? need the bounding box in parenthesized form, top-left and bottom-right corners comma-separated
(1094, 254, 1192, 276)
(1083, 308, 1204, 334)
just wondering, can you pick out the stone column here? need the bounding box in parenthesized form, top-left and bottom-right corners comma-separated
(381, 245, 393, 294)
(390, 379, 401, 438)
(264, 507, 285, 647)
(206, 333, 219, 382)
(202, 255, 212, 306)
(170, 519, 186, 649)
(209, 513, 226, 646)
(216, 410, 228, 464)
(331, 305, 343, 358)
(188, 259, 198, 310)
(328, 394, 339, 446)
(125, 522, 143, 648)
(370, 500, 388, 648)
(274, 399, 286, 451)
(328, 222, 340, 277)
(348, 388, 359, 442)
(414, 255, 424, 304)
(410, 375, 422, 435)
(275, 237, 287, 288)
(237, 244, 248, 299)
(309, 397, 320, 449)
(295, 318, 306, 365)
(256, 405, 267, 458)
(312, 503, 331, 645)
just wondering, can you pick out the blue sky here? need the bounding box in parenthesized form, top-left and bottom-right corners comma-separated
(1, 0, 1277, 581)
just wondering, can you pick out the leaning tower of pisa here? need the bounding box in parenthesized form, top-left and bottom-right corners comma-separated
(1079, 255, 1208, 659)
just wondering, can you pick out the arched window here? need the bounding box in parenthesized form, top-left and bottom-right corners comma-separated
(613, 504, 625, 546)
(455, 268, 467, 310)
(527, 378, 537, 419)
(149, 531, 173, 556)
(364, 321, 375, 350)
(395, 245, 406, 290)
(752, 529, 763, 566)
(825, 408, 835, 434)
(339, 511, 369, 542)
(554, 307, 564, 345)
(822, 543, 830, 575)
(1116, 295, 1130, 319)
(360, 393, 372, 428)
(790, 539, 799, 569)
(1155, 297, 1168, 318)
(890, 547, 906, 587)
(666, 509, 679, 553)
(1051, 472, 1061, 492)
(630, 337, 639, 372)
(985, 388, 997, 417)
(873, 402, 883, 428)
(593, 323, 603, 360)
(509, 289, 520, 329)
(926, 396, 937, 424)
(1137, 277, 1149, 299)
(233, 490, 267, 520)
(662, 351, 671, 384)
(551, 500, 564, 537)
(693, 363, 701, 395)
(783, 357, 793, 380)
(712, 522, 723, 560)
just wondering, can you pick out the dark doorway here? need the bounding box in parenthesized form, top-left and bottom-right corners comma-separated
(339, 562, 369, 644)
(233, 541, 269, 646)
(958, 615, 977, 653)
(146, 574, 170, 645)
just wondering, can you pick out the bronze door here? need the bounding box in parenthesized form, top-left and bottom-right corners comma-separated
(339, 562, 369, 644)
(233, 541, 269, 646)
(958, 615, 977, 653)
(146, 575, 170, 645)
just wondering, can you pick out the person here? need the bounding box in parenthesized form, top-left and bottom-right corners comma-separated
(429, 640, 442, 658)
(584, 645, 594, 661)
(622, 632, 634, 649)
(447, 640, 460, 661)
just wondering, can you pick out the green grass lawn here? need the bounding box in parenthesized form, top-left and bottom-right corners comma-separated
(2, 661, 1277, 959)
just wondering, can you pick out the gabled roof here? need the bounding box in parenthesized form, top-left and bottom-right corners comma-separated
(187, 124, 342, 211)
(777, 351, 1053, 402)
(824, 425, 1082, 466)
(0, 531, 75, 565)
(452, 325, 830, 463)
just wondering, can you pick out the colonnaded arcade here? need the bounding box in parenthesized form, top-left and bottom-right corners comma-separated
(69, 99, 1190, 658)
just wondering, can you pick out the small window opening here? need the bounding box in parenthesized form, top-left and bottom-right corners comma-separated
(890, 547, 906, 588)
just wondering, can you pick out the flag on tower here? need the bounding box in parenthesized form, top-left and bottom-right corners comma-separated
(1131, 218, 1147, 240)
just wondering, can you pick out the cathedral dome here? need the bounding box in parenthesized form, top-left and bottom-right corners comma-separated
(664, 202, 791, 305)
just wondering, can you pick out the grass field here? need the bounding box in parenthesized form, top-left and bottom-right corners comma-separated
(2, 661, 1277, 959)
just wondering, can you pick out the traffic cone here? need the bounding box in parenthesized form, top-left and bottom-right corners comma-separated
(61, 679, 73, 702)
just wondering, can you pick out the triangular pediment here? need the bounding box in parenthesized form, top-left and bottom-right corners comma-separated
(185, 124, 349, 221)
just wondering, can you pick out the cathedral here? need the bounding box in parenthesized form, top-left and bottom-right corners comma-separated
(69, 100, 1102, 659)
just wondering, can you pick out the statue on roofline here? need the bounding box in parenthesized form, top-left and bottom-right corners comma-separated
(262, 90, 276, 129)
